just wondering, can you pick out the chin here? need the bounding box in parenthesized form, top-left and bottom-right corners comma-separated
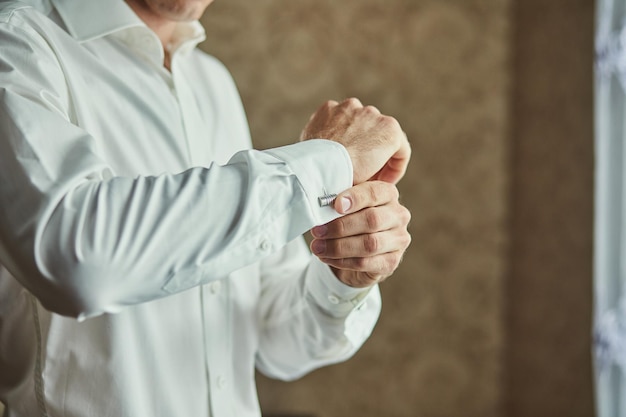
(150, 0, 214, 21)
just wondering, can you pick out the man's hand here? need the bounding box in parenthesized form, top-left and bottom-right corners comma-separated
(310, 181, 411, 288)
(300, 98, 411, 185)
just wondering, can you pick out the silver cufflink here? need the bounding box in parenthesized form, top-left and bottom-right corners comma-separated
(318, 188, 337, 207)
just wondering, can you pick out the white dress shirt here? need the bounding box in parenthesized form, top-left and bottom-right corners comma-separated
(0, 1, 382, 416)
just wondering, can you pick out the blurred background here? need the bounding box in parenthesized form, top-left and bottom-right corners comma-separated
(199, 0, 594, 417)
(0, 1, 593, 416)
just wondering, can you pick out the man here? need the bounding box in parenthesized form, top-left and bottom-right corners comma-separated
(0, 0, 411, 416)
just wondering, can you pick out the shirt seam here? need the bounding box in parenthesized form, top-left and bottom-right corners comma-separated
(30, 295, 50, 417)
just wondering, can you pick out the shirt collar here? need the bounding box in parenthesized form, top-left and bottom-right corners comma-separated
(167, 20, 206, 57)
(49, 0, 206, 52)
(50, 0, 144, 43)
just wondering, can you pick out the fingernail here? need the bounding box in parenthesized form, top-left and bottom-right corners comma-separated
(312, 225, 328, 238)
(340, 196, 352, 213)
(312, 239, 326, 255)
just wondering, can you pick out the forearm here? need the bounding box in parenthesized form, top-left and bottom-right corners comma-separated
(1, 140, 351, 320)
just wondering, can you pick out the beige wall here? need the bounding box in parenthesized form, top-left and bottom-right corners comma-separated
(200, 0, 595, 417)
(202, 1, 508, 416)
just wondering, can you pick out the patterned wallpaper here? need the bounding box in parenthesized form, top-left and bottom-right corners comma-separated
(201, 1, 511, 416)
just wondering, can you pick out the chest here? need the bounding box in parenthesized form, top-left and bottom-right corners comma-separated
(57, 38, 246, 177)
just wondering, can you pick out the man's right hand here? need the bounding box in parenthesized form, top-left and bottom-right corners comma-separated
(300, 98, 411, 185)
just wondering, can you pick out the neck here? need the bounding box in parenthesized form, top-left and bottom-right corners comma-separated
(125, 0, 177, 48)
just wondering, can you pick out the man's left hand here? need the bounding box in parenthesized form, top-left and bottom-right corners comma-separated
(310, 181, 411, 288)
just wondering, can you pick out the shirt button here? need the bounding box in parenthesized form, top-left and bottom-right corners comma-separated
(259, 240, 271, 252)
(216, 375, 227, 389)
(209, 281, 222, 295)
(328, 295, 340, 305)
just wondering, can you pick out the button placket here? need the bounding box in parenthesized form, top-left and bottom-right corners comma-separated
(201, 279, 232, 415)
(170, 60, 208, 167)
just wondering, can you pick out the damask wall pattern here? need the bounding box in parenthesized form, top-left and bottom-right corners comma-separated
(201, 1, 511, 416)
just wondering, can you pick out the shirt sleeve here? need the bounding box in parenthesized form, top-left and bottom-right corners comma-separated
(0, 14, 353, 320)
(255, 237, 381, 381)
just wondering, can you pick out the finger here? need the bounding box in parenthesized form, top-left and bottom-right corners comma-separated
(325, 99, 339, 110)
(311, 99, 339, 118)
(339, 97, 363, 109)
(333, 180, 399, 215)
(312, 203, 410, 239)
(311, 228, 411, 259)
(364, 105, 381, 115)
(319, 250, 405, 277)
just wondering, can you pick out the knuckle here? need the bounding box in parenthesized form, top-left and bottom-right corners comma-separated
(354, 257, 369, 270)
(365, 209, 381, 230)
(368, 182, 381, 203)
(380, 115, 402, 132)
(379, 114, 395, 125)
(339, 238, 358, 257)
(364, 105, 380, 114)
(371, 181, 397, 204)
(405, 137, 412, 154)
(399, 205, 411, 224)
(363, 234, 379, 254)
(374, 255, 392, 275)
(384, 252, 402, 272)
(388, 184, 400, 201)
(344, 97, 362, 107)
(334, 258, 347, 269)
(390, 252, 403, 269)
(334, 217, 348, 236)
(403, 232, 412, 249)
(324, 239, 338, 257)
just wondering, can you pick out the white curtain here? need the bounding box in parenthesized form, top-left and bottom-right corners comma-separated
(595, 0, 626, 415)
